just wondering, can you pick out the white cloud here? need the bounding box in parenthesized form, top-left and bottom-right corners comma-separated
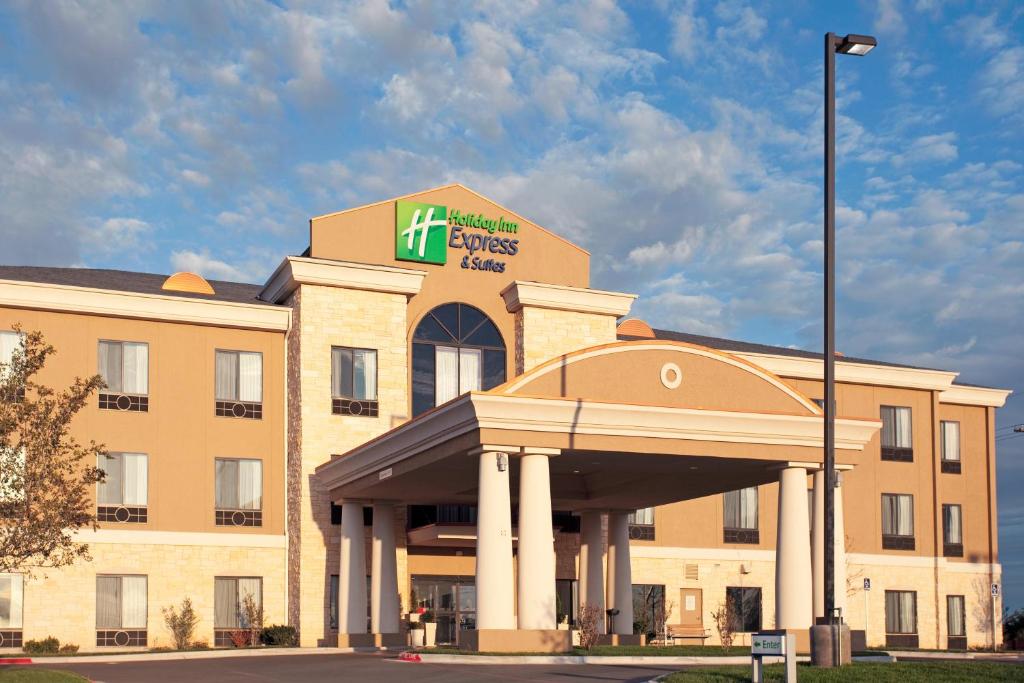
(953, 14, 1008, 52)
(891, 132, 958, 166)
(169, 249, 248, 282)
(874, 0, 907, 39)
(180, 169, 211, 187)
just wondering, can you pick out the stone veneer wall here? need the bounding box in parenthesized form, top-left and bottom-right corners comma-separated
(10, 542, 285, 652)
(515, 307, 618, 374)
(287, 284, 410, 647)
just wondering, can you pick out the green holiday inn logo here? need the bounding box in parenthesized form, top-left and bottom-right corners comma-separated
(396, 200, 448, 265)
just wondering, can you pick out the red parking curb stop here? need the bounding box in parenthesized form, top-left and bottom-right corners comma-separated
(0, 658, 32, 665)
(397, 651, 421, 662)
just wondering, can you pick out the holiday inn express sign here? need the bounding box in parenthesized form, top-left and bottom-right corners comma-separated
(395, 199, 520, 273)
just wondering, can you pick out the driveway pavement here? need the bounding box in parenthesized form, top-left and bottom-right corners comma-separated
(32, 652, 681, 683)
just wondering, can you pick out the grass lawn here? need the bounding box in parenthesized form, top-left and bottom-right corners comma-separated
(423, 645, 750, 656)
(662, 661, 1022, 682)
(0, 669, 89, 683)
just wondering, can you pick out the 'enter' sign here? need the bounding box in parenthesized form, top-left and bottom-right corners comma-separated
(751, 634, 786, 656)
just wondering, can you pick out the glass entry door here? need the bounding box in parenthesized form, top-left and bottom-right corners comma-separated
(411, 576, 476, 646)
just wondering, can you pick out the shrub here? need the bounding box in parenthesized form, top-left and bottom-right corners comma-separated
(711, 601, 735, 649)
(58, 643, 79, 654)
(24, 637, 60, 654)
(189, 640, 210, 650)
(162, 597, 200, 650)
(241, 592, 264, 647)
(577, 603, 602, 651)
(260, 625, 298, 647)
(229, 629, 250, 648)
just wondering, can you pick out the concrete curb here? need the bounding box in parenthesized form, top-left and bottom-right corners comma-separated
(853, 655, 896, 662)
(23, 646, 405, 665)
(412, 653, 808, 665)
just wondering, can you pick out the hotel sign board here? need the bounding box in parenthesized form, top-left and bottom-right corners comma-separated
(395, 199, 520, 273)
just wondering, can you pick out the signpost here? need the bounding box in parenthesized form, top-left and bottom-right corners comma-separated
(751, 632, 795, 682)
(992, 583, 1000, 650)
(863, 577, 871, 640)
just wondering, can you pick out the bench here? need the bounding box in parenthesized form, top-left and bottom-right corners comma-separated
(666, 625, 711, 645)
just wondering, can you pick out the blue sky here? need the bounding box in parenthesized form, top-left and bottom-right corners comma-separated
(1, 1, 1022, 610)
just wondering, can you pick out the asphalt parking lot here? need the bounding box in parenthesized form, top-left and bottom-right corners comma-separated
(33, 652, 680, 683)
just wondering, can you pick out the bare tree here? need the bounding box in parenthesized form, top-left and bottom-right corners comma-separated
(0, 327, 105, 574)
(577, 603, 602, 651)
(711, 601, 735, 648)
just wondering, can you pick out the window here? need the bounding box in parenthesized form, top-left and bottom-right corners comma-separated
(885, 590, 918, 647)
(0, 574, 24, 648)
(97, 453, 148, 523)
(98, 341, 149, 412)
(723, 487, 759, 543)
(96, 575, 148, 646)
(0, 447, 26, 513)
(329, 574, 338, 630)
(628, 508, 655, 541)
(881, 493, 915, 550)
(880, 406, 913, 461)
(631, 584, 666, 639)
(0, 331, 25, 402)
(556, 579, 578, 627)
(411, 303, 506, 417)
(726, 587, 762, 633)
(331, 347, 378, 416)
(947, 595, 966, 650)
(941, 421, 961, 474)
(215, 350, 263, 419)
(215, 458, 262, 527)
(943, 504, 963, 557)
(214, 577, 262, 646)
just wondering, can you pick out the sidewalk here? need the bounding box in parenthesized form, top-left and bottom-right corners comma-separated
(6, 645, 405, 665)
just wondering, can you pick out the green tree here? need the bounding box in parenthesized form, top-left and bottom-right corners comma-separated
(0, 327, 105, 573)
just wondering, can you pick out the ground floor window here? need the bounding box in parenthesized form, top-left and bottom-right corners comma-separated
(410, 575, 476, 645)
(947, 595, 967, 650)
(632, 584, 666, 639)
(726, 586, 762, 633)
(556, 579, 578, 627)
(0, 574, 23, 648)
(96, 575, 147, 646)
(885, 590, 918, 648)
(214, 577, 263, 646)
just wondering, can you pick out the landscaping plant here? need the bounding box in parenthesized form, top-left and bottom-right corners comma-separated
(162, 597, 200, 650)
(577, 602, 602, 651)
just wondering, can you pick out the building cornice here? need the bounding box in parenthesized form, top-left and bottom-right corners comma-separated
(500, 280, 635, 317)
(938, 384, 1012, 408)
(0, 279, 290, 332)
(260, 256, 427, 303)
(731, 351, 960, 392)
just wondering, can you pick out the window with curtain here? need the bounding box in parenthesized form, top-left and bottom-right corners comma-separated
(943, 504, 963, 557)
(941, 421, 961, 473)
(628, 507, 655, 540)
(96, 575, 148, 646)
(97, 453, 148, 523)
(881, 493, 915, 550)
(214, 577, 263, 644)
(215, 458, 263, 527)
(331, 347, 378, 416)
(726, 586, 762, 633)
(947, 595, 966, 643)
(0, 574, 24, 630)
(98, 340, 149, 412)
(885, 590, 917, 634)
(723, 487, 759, 543)
(411, 303, 506, 417)
(0, 331, 25, 402)
(215, 350, 263, 419)
(880, 406, 913, 461)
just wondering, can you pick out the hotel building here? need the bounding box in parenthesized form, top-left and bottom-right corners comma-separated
(0, 185, 1011, 653)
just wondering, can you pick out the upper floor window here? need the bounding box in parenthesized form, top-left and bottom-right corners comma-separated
(941, 421, 961, 474)
(881, 493, 915, 550)
(942, 504, 963, 557)
(96, 574, 148, 646)
(215, 458, 262, 527)
(628, 507, 655, 541)
(215, 350, 262, 419)
(411, 303, 505, 417)
(97, 452, 148, 524)
(880, 406, 912, 461)
(0, 331, 25, 402)
(98, 340, 149, 412)
(331, 347, 378, 417)
(723, 487, 759, 544)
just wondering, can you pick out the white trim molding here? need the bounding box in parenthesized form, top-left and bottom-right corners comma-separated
(939, 384, 1012, 408)
(260, 256, 427, 303)
(730, 351, 960, 392)
(76, 528, 288, 549)
(848, 553, 1000, 576)
(0, 279, 290, 332)
(500, 280, 635, 316)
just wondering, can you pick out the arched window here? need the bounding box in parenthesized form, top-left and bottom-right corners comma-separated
(412, 303, 506, 417)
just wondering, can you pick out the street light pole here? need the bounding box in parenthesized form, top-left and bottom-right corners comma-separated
(819, 31, 876, 668)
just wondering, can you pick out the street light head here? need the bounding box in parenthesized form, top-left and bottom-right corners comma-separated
(837, 34, 877, 56)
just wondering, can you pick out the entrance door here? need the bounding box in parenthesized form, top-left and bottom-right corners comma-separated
(410, 576, 476, 646)
(679, 588, 703, 628)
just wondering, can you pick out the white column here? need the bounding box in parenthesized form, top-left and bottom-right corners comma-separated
(338, 501, 367, 634)
(371, 503, 400, 634)
(606, 511, 633, 635)
(578, 511, 606, 634)
(475, 448, 516, 630)
(517, 451, 557, 630)
(812, 469, 826, 621)
(834, 475, 848, 618)
(775, 466, 813, 631)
